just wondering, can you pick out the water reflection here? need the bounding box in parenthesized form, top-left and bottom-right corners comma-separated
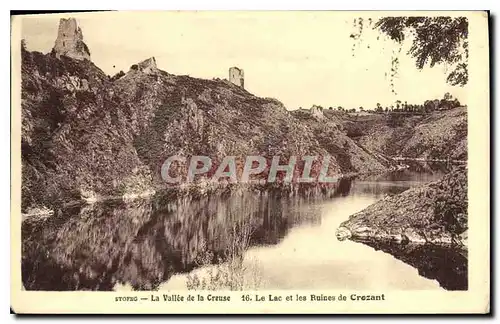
(22, 188, 337, 291)
(22, 163, 465, 291)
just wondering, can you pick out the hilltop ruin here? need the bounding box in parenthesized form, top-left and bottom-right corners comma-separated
(229, 67, 244, 88)
(52, 18, 91, 61)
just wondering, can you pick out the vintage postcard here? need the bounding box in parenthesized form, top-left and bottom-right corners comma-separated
(10, 11, 490, 314)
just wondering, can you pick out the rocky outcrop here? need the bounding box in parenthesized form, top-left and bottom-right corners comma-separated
(55, 75, 90, 92)
(52, 18, 90, 61)
(336, 166, 467, 248)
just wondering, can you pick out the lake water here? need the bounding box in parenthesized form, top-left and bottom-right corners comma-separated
(22, 162, 467, 291)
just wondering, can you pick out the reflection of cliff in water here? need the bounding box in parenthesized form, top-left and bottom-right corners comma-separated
(359, 161, 452, 183)
(22, 189, 338, 291)
(350, 181, 410, 197)
(353, 239, 468, 291)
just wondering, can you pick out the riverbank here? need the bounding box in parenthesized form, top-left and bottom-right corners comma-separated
(336, 166, 467, 249)
(22, 162, 406, 222)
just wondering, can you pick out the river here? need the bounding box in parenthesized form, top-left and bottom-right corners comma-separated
(22, 162, 467, 291)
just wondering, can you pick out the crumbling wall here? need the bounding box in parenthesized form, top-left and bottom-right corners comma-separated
(130, 57, 158, 74)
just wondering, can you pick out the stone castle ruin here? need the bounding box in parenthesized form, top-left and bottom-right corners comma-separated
(310, 105, 324, 119)
(52, 18, 91, 61)
(130, 57, 158, 74)
(229, 67, 244, 88)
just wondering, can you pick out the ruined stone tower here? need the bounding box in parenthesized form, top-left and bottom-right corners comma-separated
(130, 57, 157, 74)
(52, 18, 91, 61)
(229, 67, 244, 88)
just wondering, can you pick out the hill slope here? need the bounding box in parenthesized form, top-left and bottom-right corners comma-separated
(340, 108, 467, 160)
(21, 49, 389, 211)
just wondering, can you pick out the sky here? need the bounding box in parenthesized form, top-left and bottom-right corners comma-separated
(20, 11, 467, 110)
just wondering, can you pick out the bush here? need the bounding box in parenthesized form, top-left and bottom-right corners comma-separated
(186, 220, 262, 291)
(110, 70, 125, 82)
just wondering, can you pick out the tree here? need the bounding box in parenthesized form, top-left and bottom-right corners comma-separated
(375, 16, 468, 86)
(110, 70, 125, 82)
(444, 92, 453, 100)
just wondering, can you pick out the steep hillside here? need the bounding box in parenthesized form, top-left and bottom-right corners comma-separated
(21, 48, 389, 211)
(291, 109, 388, 172)
(342, 108, 467, 160)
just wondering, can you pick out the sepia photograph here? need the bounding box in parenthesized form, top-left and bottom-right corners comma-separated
(10, 10, 490, 314)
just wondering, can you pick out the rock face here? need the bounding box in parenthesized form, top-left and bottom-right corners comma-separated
(229, 67, 244, 88)
(52, 18, 90, 61)
(336, 166, 468, 248)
